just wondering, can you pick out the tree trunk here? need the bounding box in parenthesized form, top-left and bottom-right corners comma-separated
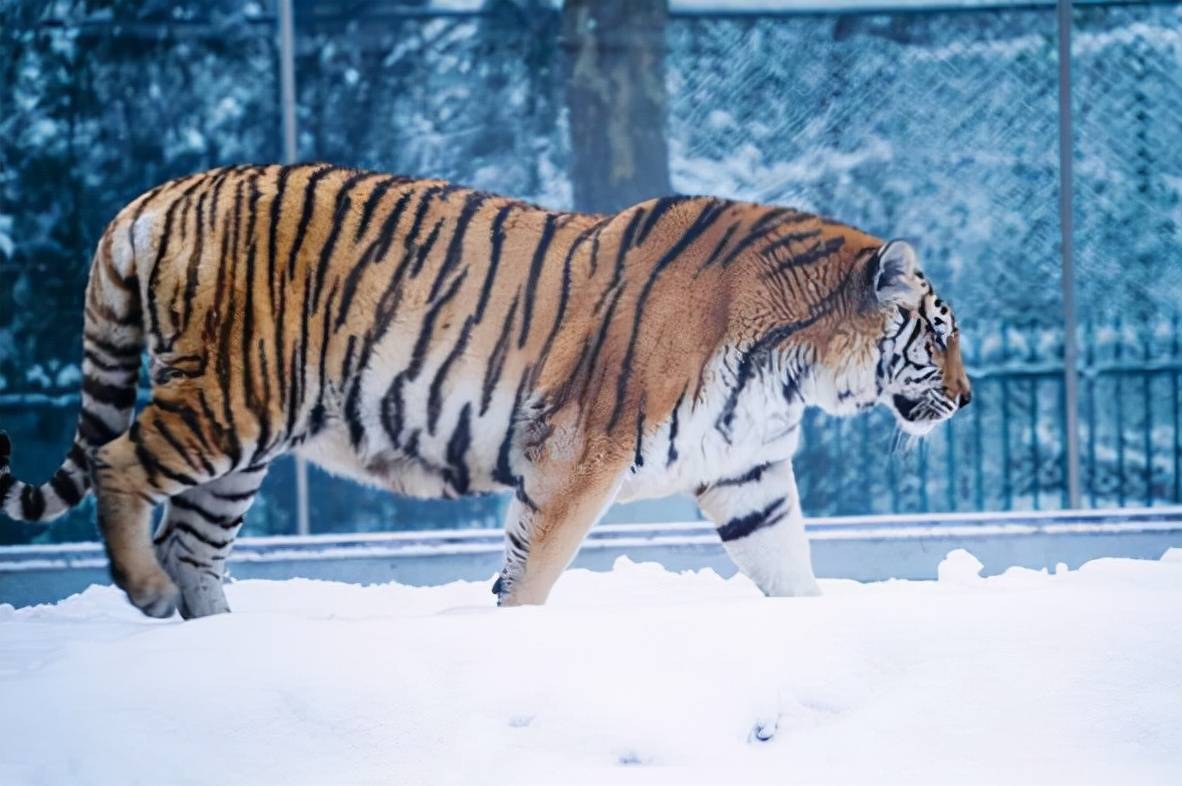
(562, 0, 672, 214)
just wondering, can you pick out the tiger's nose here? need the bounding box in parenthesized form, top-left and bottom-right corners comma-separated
(958, 389, 972, 409)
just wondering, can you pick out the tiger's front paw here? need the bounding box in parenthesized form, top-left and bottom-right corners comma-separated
(762, 574, 822, 598)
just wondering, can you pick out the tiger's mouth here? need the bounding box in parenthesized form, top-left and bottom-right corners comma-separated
(892, 394, 921, 421)
(890, 393, 953, 435)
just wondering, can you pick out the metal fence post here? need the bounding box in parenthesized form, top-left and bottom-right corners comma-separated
(278, 0, 310, 536)
(1058, 0, 1083, 510)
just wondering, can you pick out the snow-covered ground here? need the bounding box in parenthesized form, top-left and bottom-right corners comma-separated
(1, 550, 1180, 786)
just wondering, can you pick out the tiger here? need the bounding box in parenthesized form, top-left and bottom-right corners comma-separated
(0, 164, 971, 619)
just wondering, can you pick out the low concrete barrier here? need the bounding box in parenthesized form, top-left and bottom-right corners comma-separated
(2, 507, 1180, 608)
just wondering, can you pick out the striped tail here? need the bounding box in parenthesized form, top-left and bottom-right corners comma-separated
(0, 431, 93, 522)
(1, 224, 144, 523)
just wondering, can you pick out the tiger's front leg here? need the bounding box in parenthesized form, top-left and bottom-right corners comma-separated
(696, 460, 821, 597)
(495, 412, 630, 606)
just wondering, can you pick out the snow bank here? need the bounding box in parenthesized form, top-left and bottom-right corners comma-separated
(1, 551, 1180, 785)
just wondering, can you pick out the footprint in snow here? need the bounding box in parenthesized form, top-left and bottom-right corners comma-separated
(749, 717, 778, 743)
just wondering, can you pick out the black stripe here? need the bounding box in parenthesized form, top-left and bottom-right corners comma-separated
(493, 373, 529, 488)
(83, 348, 139, 375)
(286, 165, 337, 281)
(0, 473, 15, 507)
(474, 203, 513, 324)
(443, 402, 473, 496)
(131, 422, 198, 489)
(696, 220, 740, 274)
(759, 228, 823, 259)
(666, 387, 686, 467)
(49, 468, 85, 507)
(411, 219, 445, 279)
(340, 334, 357, 382)
(506, 527, 528, 557)
(427, 316, 475, 435)
(587, 233, 601, 277)
(266, 164, 293, 289)
(354, 176, 403, 243)
(380, 270, 468, 446)
(715, 209, 811, 269)
(79, 408, 120, 446)
(146, 176, 208, 351)
(84, 332, 140, 359)
(239, 175, 264, 411)
(170, 495, 236, 527)
(180, 190, 208, 331)
(196, 389, 240, 469)
(20, 484, 47, 520)
(270, 169, 295, 411)
(767, 236, 846, 274)
(402, 184, 445, 274)
(170, 520, 232, 550)
(292, 266, 314, 427)
(175, 554, 219, 578)
(633, 405, 646, 468)
(82, 376, 137, 409)
(215, 179, 246, 447)
(88, 301, 140, 328)
(335, 188, 415, 330)
(403, 429, 421, 459)
(480, 294, 519, 416)
(517, 213, 558, 349)
(407, 270, 468, 383)
(312, 172, 376, 308)
(204, 167, 233, 233)
(210, 488, 260, 504)
(535, 225, 596, 377)
(636, 196, 691, 246)
(578, 285, 625, 402)
(712, 463, 772, 489)
(67, 441, 88, 469)
(346, 267, 407, 448)
(306, 283, 340, 447)
(594, 207, 645, 314)
(717, 499, 787, 542)
(153, 397, 214, 455)
(427, 191, 486, 301)
(154, 415, 212, 476)
(254, 337, 275, 462)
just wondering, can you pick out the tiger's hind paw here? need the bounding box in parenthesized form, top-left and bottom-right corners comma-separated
(123, 572, 180, 619)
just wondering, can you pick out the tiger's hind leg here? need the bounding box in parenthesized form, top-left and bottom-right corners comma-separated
(91, 400, 241, 618)
(154, 466, 268, 619)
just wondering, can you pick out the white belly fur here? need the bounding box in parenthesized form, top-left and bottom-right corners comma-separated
(299, 355, 803, 504)
(618, 373, 803, 503)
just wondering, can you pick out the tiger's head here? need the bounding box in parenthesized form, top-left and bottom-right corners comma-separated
(868, 240, 971, 436)
(747, 225, 970, 438)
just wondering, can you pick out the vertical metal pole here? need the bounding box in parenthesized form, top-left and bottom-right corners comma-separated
(278, 0, 298, 165)
(1058, 0, 1083, 510)
(278, 0, 309, 536)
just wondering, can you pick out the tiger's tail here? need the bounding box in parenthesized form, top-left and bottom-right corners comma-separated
(1, 223, 144, 523)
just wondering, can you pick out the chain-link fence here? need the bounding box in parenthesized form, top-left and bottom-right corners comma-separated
(1, 0, 1180, 544)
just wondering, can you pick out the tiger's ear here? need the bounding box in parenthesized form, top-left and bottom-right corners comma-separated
(871, 240, 920, 306)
